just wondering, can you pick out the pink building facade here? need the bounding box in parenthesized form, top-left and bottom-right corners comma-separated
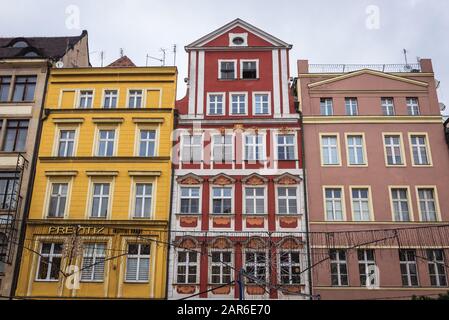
(298, 59, 449, 300)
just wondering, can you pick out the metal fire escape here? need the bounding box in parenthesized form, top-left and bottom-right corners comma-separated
(0, 154, 29, 266)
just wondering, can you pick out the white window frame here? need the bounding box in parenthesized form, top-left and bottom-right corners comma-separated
(81, 243, 106, 282)
(209, 249, 233, 285)
(102, 89, 119, 109)
(138, 128, 157, 157)
(406, 97, 420, 116)
(350, 186, 373, 222)
(416, 186, 440, 222)
(244, 249, 267, 284)
(320, 98, 333, 116)
(276, 186, 299, 215)
(207, 92, 225, 116)
(390, 187, 413, 222)
(345, 133, 367, 166)
(218, 60, 237, 80)
(381, 97, 395, 116)
(244, 132, 266, 161)
(427, 249, 447, 287)
(409, 133, 432, 167)
(399, 249, 419, 287)
(57, 129, 76, 157)
(95, 128, 118, 157)
(47, 182, 69, 218)
(252, 92, 271, 115)
(89, 182, 112, 219)
(240, 59, 259, 80)
(278, 250, 302, 285)
(345, 97, 358, 116)
(77, 90, 94, 109)
(320, 133, 341, 166)
(230, 92, 248, 115)
(276, 133, 296, 161)
(358, 249, 376, 287)
(211, 186, 233, 215)
(330, 249, 349, 287)
(324, 187, 346, 221)
(176, 249, 199, 284)
(179, 186, 201, 215)
(211, 133, 234, 163)
(127, 89, 144, 108)
(383, 133, 406, 167)
(125, 243, 151, 283)
(133, 182, 153, 219)
(35, 242, 63, 282)
(244, 186, 267, 215)
(180, 134, 203, 163)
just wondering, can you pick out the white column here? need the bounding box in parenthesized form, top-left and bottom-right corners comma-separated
(188, 51, 197, 116)
(280, 49, 290, 115)
(196, 51, 205, 116)
(272, 49, 281, 117)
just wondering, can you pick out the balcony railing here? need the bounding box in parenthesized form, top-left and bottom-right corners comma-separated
(308, 63, 422, 74)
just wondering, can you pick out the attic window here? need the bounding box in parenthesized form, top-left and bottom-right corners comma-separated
(229, 33, 248, 47)
(11, 41, 28, 48)
(24, 51, 39, 57)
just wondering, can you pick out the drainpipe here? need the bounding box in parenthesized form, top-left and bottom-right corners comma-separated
(9, 62, 51, 299)
(298, 109, 314, 300)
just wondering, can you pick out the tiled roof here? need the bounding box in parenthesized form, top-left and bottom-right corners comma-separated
(107, 55, 136, 67)
(0, 30, 87, 60)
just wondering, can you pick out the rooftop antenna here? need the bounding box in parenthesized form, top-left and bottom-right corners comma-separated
(403, 49, 411, 70)
(160, 48, 167, 66)
(173, 44, 177, 66)
(146, 53, 163, 67)
(100, 51, 105, 67)
(120, 48, 124, 58)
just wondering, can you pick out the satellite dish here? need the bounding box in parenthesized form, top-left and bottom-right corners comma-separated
(55, 61, 64, 68)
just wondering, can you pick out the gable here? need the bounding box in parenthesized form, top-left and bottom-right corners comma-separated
(309, 70, 428, 92)
(186, 18, 291, 49)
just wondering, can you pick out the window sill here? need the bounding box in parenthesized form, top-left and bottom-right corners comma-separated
(276, 213, 302, 217)
(123, 281, 150, 284)
(175, 213, 202, 216)
(80, 280, 104, 284)
(0, 100, 36, 104)
(34, 279, 59, 283)
(242, 213, 268, 216)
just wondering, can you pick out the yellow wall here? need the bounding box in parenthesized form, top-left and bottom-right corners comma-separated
(15, 66, 177, 299)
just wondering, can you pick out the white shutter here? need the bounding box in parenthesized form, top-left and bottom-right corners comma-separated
(93, 257, 105, 281)
(81, 257, 94, 281)
(138, 258, 150, 281)
(126, 257, 138, 281)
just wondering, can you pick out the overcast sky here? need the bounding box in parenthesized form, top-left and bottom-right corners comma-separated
(1, 0, 448, 114)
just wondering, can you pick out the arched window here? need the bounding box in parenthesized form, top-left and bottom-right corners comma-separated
(11, 41, 29, 48)
(24, 51, 39, 57)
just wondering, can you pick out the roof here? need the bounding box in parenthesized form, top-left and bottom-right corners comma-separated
(107, 55, 136, 67)
(0, 30, 87, 60)
(185, 18, 292, 49)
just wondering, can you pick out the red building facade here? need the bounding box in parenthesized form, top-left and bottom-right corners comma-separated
(298, 59, 449, 300)
(167, 19, 308, 300)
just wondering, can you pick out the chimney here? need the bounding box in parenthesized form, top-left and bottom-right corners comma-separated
(298, 60, 309, 74)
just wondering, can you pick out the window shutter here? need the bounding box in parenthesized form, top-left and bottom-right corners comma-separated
(126, 257, 138, 281)
(138, 258, 150, 281)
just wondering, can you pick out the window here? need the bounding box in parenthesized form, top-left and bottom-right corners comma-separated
(320, 98, 333, 116)
(245, 134, 264, 161)
(0, 173, 18, 210)
(245, 187, 265, 214)
(177, 250, 198, 284)
(58, 130, 75, 157)
(48, 183, 68, 218)
(245, 251, 266, 284)
(278, 187, 298, 215)
(134, 183, 153, 218)
(208, 94, 224, 115)
(81, 243, 106, 282)
(399, 250, 419, 287)
(231, 93, 247, 115)
(97, 130, 115, 157)
(384, 135, 404, 165)
(212, 187, 232, 214)
(12, 76, 36, 102)
(407, 98, 420, 116)
(279, 251, 301, 285)
(410, 135, 430, 165)
(352, 188, 371, 221)
(219, 61, 236, 80)
(139, 130, 156, 157)
(241, 61, 258, 79)
(358, 249, 375, 287)
(36, 243, 63, 281)
(330, 249, 348, 286)
(325, 188, 344, 221)
(211, 251, 232, 284)
(277, 135, 295, 160)
(418, 188, 438, 222)
(91, 183, 110, 218)
(103, 90, 118, 108)
(212, 135, 233, 163)
(321, 135, 339, 165)
(254, 94, 269, 115)
(391, 188, 411, 222)
(181, 135, 202, 162)
(381, 98, 395, 116)
(128, 90, 143, 108)
(3, 120, 29, 152)
(345, 98, 358, 116)
(346, 135, 366, 165)
(12, 41, 28, 48)
(427, 250, 447, 287)
(0, 76, 11, 102)
(0, 233, 6, 274)
(78, 90, 93, 108)
(180, 187, 200, 214)
(125, 244, 150, 282)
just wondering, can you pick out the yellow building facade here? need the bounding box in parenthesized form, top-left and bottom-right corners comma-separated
(15, 65, 177, 299)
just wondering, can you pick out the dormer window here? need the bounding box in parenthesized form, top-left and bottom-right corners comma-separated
(24, 51, 39, 57)
(11, 41, 28, 48)
(219, 60, 236, 80)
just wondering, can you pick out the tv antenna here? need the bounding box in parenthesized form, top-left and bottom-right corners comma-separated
(100, 51, 105, 67)
(120, 48, 124, 58)
(403, 49, 411, 70)
(173, 44, 177, 66)
(146, 48, 166, 66)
